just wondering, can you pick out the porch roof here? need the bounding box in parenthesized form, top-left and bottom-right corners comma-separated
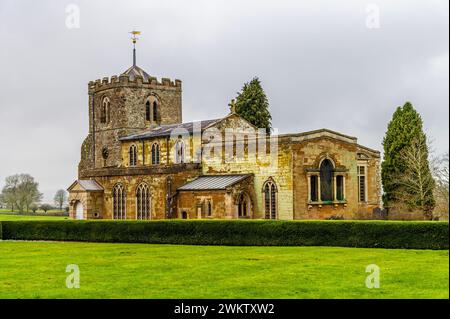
(177, 174, 252, 191)
(67, 179, 104, 192)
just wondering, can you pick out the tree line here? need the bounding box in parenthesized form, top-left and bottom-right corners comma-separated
(0, 174, 68, 213)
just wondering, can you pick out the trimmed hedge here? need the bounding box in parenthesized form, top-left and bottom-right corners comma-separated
(1, 220, 448, 249)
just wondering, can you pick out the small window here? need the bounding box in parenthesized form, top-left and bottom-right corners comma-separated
(358, 166, 366, 202)
(336, 175, 344, 201)
(206, 200, 213, 217)
(151, 143, 160, 165)
(310, 175, 318, 202)
(129, 145, 137, 166)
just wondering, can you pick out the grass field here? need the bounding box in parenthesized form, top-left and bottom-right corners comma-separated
(0, 241, 447, 299)
(0, 214, 68, 221)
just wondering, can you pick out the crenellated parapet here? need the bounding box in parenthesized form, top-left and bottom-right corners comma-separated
(88, 74, 182, 93)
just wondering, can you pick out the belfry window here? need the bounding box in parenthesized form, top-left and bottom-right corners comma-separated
(320, 159, 334, 202)
(129, 145, 137, 166)
(151, 143, 160, 165)
(152, 101, 158, 122)
(263, 179, 277, 219)
(112, 184, 126, 219)
(101, 97, 110, 124)
(136, 183, 150, 220)
(145, 101, 151, 121)
(145, 96, 159, 124)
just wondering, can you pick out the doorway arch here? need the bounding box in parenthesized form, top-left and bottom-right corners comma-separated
(75, 201, 84, 220)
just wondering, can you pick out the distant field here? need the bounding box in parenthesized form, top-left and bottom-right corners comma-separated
(0, 214, 68, 221)
(0, 209, 66, 214)
(0, 241, 447, 299)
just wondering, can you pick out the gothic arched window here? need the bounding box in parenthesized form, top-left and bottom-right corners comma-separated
(136, 183, 150, 220)
(101, 97, 110, 124)
(175, 138, 185, 164)
(129, 145, 137, 166)
(151, 143, 160, 165)
(237, 193, 250, 218)
(320, 159, 334, 201)
(263, 179, 277, 219)
(112, 183, 126, 219)
(145, 96, 159, 124)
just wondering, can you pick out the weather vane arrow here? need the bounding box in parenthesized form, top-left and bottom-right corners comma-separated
(130, 30, 141, 66)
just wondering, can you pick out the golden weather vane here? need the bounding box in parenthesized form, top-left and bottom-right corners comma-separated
(130, 29, 141, 66)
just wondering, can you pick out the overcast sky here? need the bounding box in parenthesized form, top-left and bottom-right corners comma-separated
(0, 0, 448, 202)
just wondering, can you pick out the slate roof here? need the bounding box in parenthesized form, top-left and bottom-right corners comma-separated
(121, 65, 151, 82)
(68, 180, 104, 192)
(177, 174, 252, 191)
(120, 118, 221, 141)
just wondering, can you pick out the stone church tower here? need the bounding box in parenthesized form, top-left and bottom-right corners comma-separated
(78, 39, 182, 176)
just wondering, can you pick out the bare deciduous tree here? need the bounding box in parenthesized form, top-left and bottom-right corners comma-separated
(0, 174, 42, 212)
(432, 152, 449, 220)
(395, 138, 435, 219)
(54, 189, 68, 211)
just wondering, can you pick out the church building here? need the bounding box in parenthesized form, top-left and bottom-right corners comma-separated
(68, 38, 381, 221)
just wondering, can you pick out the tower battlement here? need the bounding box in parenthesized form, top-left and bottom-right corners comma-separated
(88, 74, 182, 93)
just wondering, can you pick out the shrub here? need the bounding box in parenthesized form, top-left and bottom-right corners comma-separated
(0, 220, 448, 250)
(39, 204, 53, 213)
(29, 204, 39, 213)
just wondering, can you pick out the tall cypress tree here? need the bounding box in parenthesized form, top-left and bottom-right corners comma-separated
(381, 102, 435, 216)
(233, 77, 272, 134)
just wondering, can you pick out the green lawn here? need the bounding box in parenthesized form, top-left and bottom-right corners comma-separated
(0, 214, 68, 221)
(0, 241, 447, 299)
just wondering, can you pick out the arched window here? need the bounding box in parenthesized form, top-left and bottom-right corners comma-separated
(237, 193, 250, 218)
(263, 179, 277, 219)
(129, 145, 137, 166)
(145, 101, 151, 121)
(101, 97, 110, 124)
(175, 138, 185, 164)
(112, 184, 126, 219)
(145, 96, 159, 124)
(136, 183, 150, 220)
(152, 101, 158, 122)
(151, 143, 160, 165)
(320, 159, 334, 201)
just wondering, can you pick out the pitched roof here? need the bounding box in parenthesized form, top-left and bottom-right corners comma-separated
(120, 118, 221, 141)
(67, 180, 104, 192)
(121, 65, 151, 82)
(177, 174, 252, 191)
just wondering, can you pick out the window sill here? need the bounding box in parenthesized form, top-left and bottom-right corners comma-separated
(308, 201, 347, 209)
